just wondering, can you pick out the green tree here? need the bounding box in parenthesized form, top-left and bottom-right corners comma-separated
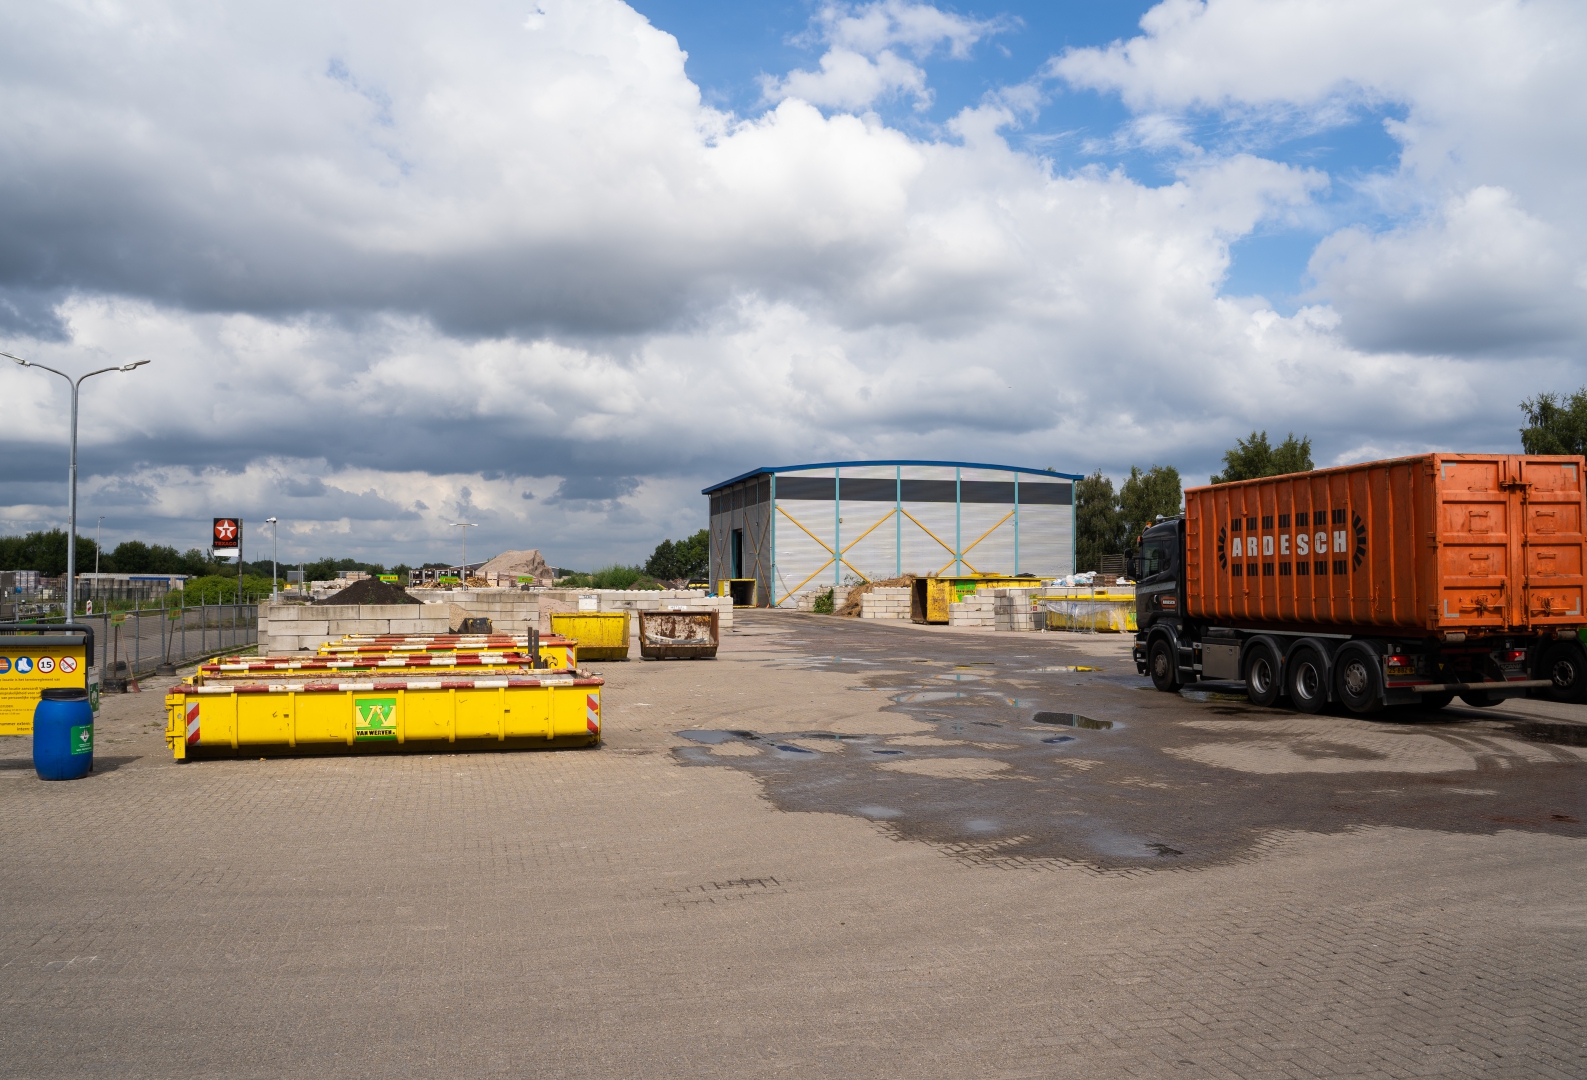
(0, 529, 100, 576)
(1074, 471, 1124, 572)
(1520, 388, 1587, 455)
(1209, 431, 1313, 484)
(643, 528, 709, 581)
(1119, 465, 1183, 542)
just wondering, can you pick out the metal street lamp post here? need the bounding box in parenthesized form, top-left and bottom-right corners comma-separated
(450, 522, 478, 592)
(4, 352, 150, 620)
(95, 515, 104, 575)
(266, 517, 279, 602)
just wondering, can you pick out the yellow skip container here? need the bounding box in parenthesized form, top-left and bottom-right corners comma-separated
(164, 672, 602, 760)
(548, 612, 630, 661)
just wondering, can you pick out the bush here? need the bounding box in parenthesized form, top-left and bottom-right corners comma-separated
(554, 565, 663, 590)
(174, 575, 277, 604)
(812, 587, 835, 614)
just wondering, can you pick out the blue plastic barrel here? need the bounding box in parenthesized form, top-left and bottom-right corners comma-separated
(33, 688, 93, 781)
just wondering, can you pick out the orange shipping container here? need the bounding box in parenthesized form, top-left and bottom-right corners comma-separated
(1183, 454, 1586, 636)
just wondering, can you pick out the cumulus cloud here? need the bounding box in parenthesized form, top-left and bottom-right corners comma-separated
(0, 0, 1583, 566)
(1054, 0, 1587, 358)
(761, 0, 1013, 111)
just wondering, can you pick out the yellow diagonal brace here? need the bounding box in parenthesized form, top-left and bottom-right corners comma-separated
(779, 557, 836, 607)
(962, 508, 1015, 557)
(776, 504, 886, 596)
(778, 505, 834, 555)
(935, 552, 982, 577)
(899, 507, 956, 556)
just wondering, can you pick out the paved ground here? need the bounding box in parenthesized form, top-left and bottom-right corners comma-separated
(1, 611, 1583, 1078)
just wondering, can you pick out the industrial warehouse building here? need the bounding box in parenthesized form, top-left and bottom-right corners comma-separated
(704, 460, 1080, 607)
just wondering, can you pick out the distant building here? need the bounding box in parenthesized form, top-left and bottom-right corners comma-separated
(702, 460, 1081, 607)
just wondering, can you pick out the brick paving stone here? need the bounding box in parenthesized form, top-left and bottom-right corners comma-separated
(0, 611, 1580, 1077)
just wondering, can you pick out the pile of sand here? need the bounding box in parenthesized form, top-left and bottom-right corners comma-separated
(315, 579, 418, 606)
(477, 548, 552, 584)
(834, 576, 915, 617)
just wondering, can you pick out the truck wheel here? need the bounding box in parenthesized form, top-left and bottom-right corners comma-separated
(1458, 691, 1500, 708)
(1148, 639, 1180, 693)
(1244, 643, 1283, 707)
(1286, 647, 1327, 714)
(1540, 641, 1587, 704)
(1334, 652, 1384, 715)
(1420, 691, 1455, 710)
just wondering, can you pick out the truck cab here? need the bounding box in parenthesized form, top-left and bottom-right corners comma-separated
(1134, 517, 1184, 633)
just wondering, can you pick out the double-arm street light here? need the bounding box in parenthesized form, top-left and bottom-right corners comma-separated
(4, 352, 151, 620)
(451, 522, 478, 590)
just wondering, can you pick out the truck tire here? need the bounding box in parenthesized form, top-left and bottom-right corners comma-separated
(1334, 650, 1384, 715)
(1244, 643, 1283, 707)
(1286, 646, 1328, 713)
(1420, 691, 1455, 710)
(1540, 641, 1587, 704)
(1149, 639, 1180, 693)
(1458, 691, 1500, 708)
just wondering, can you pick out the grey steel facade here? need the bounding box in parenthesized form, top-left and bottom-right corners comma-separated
(703, 460, 1081, 607)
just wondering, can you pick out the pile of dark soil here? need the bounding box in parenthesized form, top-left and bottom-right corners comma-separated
(314, 578, 418, 606)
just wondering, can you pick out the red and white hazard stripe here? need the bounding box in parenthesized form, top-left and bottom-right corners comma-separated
(185, 701, 201, 745)
(586, 693, 600, 734)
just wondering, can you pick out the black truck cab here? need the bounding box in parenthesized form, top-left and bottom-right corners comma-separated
(1134, 517, 1184, 632)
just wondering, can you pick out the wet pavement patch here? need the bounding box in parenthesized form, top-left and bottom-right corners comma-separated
(1512, 720, 1587, 746)
(1032, 712, 1114, 730)
(672, 614, 1587, 873)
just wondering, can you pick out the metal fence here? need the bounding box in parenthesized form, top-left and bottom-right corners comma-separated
(28, 604, 257, 683)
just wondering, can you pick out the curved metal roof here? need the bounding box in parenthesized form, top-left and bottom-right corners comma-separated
(702, 460, 1083, 495)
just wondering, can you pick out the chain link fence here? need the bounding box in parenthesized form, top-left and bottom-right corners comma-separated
(28, 604, 257, 684)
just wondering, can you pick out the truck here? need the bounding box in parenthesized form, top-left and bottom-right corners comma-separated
(1132, 453, 1587, 713)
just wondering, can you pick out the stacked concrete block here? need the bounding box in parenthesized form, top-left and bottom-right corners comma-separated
(790, 586, 851, 612)
(982, 587, 1042, 631)
(258, 603, 449, 653)
(860, 587, 911, 620)
(947, 594, 997, 627)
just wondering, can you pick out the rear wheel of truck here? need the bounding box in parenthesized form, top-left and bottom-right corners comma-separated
(1149, 639, 1180, 693)
(1286, 647, 1327, 713)
(1334, 652, 1384, 715)
(1458, 691, 1501, 708)
(1420, 691, 1455, 710)
(1244, 643, 1283, 707)
(1541, 641, 1587, 704)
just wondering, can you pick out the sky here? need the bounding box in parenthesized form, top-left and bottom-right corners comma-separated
(1, 0, 1584, 570)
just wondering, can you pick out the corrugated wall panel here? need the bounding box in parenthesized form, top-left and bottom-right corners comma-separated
(1016, 503, 1073, 576)
(841, 501, 901, 581)
(774, 491, 836, 602)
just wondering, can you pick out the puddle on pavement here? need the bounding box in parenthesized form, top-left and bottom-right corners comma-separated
(870, 749, 905, 755)
(678, 730, 759, 745)
(937, 673, 985, 682)
(1512, 721, 1587, 746)
(1028, 665, 1099, 673)
(1042, 735, 1077, 744)
(773, 744, 816, 754)
(893, 690, 987, 703)
(964, 818, 1000, 833)
(1032, 712, 1115, 730)
(856, 805, 902, 819)
(1181, 689, 1250, 703)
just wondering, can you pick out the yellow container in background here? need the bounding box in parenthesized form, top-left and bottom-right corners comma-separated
(549, 612, 631, 661)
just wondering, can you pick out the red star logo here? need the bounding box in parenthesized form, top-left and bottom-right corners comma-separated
(214, 519, 237, 541)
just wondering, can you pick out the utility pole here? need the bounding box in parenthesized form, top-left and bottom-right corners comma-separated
(450, 522, 478, 592)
